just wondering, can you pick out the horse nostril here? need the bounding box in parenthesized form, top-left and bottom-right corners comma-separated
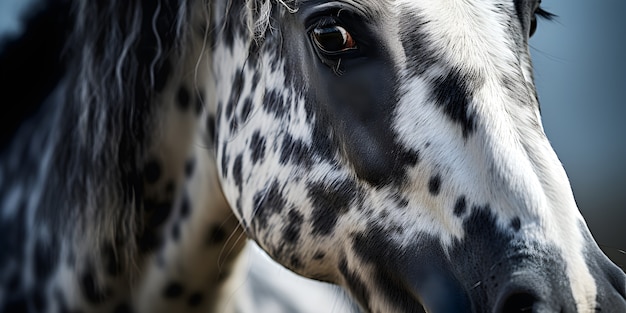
(499, 292, 538, 313)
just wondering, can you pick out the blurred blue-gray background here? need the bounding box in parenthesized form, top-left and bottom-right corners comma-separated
(1, 0, 624, 268)
(532, 1, 625, 267)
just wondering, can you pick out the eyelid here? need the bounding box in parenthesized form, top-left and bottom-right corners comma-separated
(315, 16, 340, 28)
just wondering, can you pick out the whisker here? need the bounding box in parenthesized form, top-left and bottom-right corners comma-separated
(218, 223, 248, 270)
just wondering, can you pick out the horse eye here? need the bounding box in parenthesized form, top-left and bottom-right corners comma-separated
(529, 16, 538, 37)
(311, 25, 357, 54)
(529, 3, 555, 37)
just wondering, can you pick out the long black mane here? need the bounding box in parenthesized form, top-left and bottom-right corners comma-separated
(0, 0, 190, 282)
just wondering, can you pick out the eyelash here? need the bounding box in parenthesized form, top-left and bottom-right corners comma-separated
(535, 6, 555, 20)
(530, 4, 555, 37)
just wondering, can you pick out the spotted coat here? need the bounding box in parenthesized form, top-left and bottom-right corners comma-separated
(0, 0, 624, 313)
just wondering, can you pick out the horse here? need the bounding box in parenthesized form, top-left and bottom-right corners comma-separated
(0, 0, 624, 312)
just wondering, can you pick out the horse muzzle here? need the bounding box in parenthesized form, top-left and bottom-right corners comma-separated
(347, 211, 626, 312)
(384, 241, 626, 313)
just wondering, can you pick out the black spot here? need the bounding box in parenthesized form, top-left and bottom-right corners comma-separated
(282, 210, 304, 244)
(144, 199, 173, 227)
(163, 282, 184, 298)
(179, 195, 191, 219)
(394, 194, 409, 208)
(220, 145, 229, 178)
(184, 158, 195, 178)
(205, 224, 227, 246)
(398, 149, 421, 168)
(453, 196, 467, 217)
(510, 217, 521, 232)
(80, 267, 108, 304)
(280, 134, 312, 166)
(217, 270, 230, 283)
(428, 174, 442, 196)
(187, 292, 204, 307)
(113, 302, 134, 313)
(240, 97, 253, 123)
(177, 86, 190, 110)
(400, 12, 437, 77)
(227, 70, 245, 116)
(215, 102, 223, 126)
(232, 154, 244, 188)
(308, 179, 357, 236)
(143, 159, 162, 184)
(310, 121, 336, 161)
(235, 198, 244, 219)
(290, 255, 302, 269)
(225, 100, 235, 121)
(253, 181, 287, 230)
(246, 40, 262, 68)
(136, 231, 162, 253)
(249, 131, 266, 164)
(251, 71, 261, 89)
(164, 180, 175, 196)
(313, 252, 325, 260)
(430, 68, 478, 138)
(380, 210, 389, 219)
(339, 259, 371, 312)
(206, 114, 216, 145)
(262, 89, 285, 117)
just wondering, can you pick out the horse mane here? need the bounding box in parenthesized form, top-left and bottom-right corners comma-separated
(246, 0, 297, 40)
(0, 0, 294, 281)
(0, 0, 194, 276)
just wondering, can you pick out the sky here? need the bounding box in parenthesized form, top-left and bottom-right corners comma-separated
(531, 1, 626, 262)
